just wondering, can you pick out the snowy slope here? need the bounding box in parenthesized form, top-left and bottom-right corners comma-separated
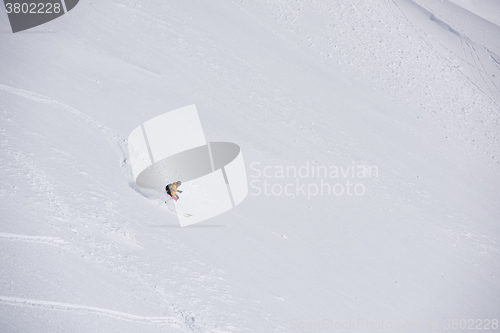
(1, 0, 499, 332)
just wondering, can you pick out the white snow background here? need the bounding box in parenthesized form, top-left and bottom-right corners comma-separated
(0, 0, 499, 332)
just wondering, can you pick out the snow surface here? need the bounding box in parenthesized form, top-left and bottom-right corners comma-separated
(1, 0, 499, 332)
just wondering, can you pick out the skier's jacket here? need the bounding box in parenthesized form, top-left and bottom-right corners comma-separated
(167, 182, 181, 196)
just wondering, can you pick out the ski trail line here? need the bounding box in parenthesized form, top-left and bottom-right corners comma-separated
(0, 233, 66, 245)
(391, 0, 500, 106)
(0, 83, 132, 177)
(0, 83, 120, 145)
(0, 296, 181, 326)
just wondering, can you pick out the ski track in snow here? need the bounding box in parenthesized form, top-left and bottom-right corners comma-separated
(392, 0, 500, 105)
(0, 233, 66, 246)
(0, 83, 131, 178)
(0, 296, 182, 326)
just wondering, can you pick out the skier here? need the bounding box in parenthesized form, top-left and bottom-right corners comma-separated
(166, 181, 183, 201)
